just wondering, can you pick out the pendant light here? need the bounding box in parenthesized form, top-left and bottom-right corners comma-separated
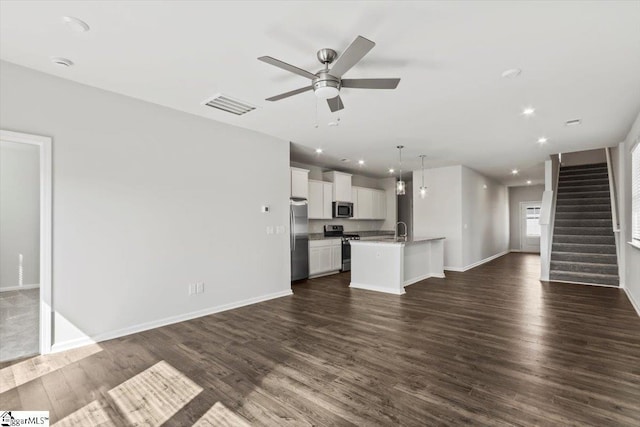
(396, 145, 405, 195)
(419, 154, 427, 198)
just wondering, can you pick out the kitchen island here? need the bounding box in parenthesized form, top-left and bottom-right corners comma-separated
(350, 236, 445, 295)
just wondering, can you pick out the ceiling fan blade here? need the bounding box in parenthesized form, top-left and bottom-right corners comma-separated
(341, 78, 401, 89)
(258, 56, 317, 80)
(265, 86, 312, 102)
(327, 96, 344, 112)
(329, 36, 376, 77)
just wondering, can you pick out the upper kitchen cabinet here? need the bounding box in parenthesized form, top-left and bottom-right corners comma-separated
(308, 179, 333, 219)
(352, 186, 387, 220)
(290, 167, 309, 199)
(322, 171, 352, 202)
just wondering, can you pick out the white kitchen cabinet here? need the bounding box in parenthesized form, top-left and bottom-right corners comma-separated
(309, 239, 342, 277)
(373, 189, 387, 220)
(352, 186, 386, 220)
(323, 171, 352, 202)
(308, 180, 333, 219)
(290, 167, 309, 199)
(323, 182, 333, 218)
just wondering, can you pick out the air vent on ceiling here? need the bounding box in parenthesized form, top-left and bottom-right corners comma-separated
(565, 118, 582, 126)
(203, 94, 256, 116)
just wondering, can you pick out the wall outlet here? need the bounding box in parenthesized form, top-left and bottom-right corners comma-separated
(196, 282, 204, 294)
(276, 225, 285, 234)
(188, 283, 195, 295)
(266, 226, 274, 235)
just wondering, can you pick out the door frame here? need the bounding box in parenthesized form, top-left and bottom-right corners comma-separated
(1, 130, 52, 355)
(520, 201, 542, 253)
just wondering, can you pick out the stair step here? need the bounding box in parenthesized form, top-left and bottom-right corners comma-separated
(551, 260, 619, 275)
(552, 242, 616, 254)
(557, 191, 610, 199)
(559, 173, 609, 182)
(549, 270, 619, 286)
(555, 211, 612, 220)
(551, 252, 618, 264)
(553, 234, 615, 245)
(559, 162, 607, 171)
(560, 167, 608, 176)
(557, 184, 610, 193)
(557, 179, 610, 187)
(555, 219, 612, 227)
(554, 226, 613, 235)
(556, 198, 611, 206)
(556, 204, 611, 212)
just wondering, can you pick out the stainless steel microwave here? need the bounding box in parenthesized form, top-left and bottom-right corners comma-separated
(332, 201, 354, 218)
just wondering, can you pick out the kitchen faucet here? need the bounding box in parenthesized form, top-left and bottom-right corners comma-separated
(395, 221, 408, 241)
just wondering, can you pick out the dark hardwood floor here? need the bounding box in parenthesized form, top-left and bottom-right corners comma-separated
(1, 253, 639, 426)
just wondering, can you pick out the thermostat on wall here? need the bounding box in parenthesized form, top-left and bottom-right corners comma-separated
(261, 205, 270, 213)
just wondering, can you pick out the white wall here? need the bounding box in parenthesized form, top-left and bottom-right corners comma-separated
(508, 185, 545, 250)
(0, 141, 40, 289)
(461, 167, 509, 267)
(413, 165, 509, 270)
(0, 61, 291, 349)
(618, 111, 640, 314)
(413, 166, 463, 268)
(561, 148, 606, 166)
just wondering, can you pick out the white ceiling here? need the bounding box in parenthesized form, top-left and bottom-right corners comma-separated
(1, 1, 639, 186)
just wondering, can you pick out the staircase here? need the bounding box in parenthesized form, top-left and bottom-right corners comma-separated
(550, 162, 619, 286)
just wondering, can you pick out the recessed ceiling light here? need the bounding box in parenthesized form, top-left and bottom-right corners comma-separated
(62, 16, 90, 33)
(358, 160, 365, 165)
(315, 148, 323, 154)
(388, 168, 395, 173)
(483, 184, 488, 189)
(527, 180, 532, 185)
(501, 68, 521, 78)
(565, 119, 582, 126)
(537, 137, 548, 144)
(51, 57, 73, 67)
(511, 169, 519, 175)
(522, 107, 535, 116)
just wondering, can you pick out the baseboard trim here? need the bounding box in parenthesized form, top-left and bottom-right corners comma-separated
(623, 288, 640, 317)
(309, 270, 341, 279)
(444, 251, 510, 273)
(51, 289, 293, 354)
(404, 273, 439, 287)
(350, 282, 405, 295)
(0, 284, 39, 292)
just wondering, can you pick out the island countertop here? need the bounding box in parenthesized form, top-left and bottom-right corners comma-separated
(351, 236, 445, 246)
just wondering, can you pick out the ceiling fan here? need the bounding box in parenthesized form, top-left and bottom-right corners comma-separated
(258, 35, 401, 112)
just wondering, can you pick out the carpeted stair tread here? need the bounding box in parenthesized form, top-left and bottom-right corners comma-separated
(555, 211, 612, 219)
(552, 242, 616, 254)
(553, 234, 615, 244)
(555, 204, 611, 212)
(554, 226, 613, 235)
(554, 218, 613, 227)
(559, 162, 607, 171)
(556, 179, 610, 187)
(556, 198, 611, 205)
(559, 173, 609, 182)
(551, 251, 617, 264)
(557, 191, 610, 199)
(550, 260, 619, 275)
(549, 270, 619, 286)
(557, 184, 610, 193)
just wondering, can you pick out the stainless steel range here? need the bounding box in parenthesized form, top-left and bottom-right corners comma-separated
(323, 225, 360, 271)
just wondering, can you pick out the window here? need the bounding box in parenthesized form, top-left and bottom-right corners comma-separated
(633, 141, 640, 242)
(526, 206, 541, 237)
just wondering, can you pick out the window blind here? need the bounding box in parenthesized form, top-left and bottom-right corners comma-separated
(633, 141, 640, 242)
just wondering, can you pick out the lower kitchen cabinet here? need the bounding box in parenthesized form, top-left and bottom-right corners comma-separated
(309, 239, 342, 277)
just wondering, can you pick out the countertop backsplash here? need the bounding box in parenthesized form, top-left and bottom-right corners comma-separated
(308, 219, 387, 234)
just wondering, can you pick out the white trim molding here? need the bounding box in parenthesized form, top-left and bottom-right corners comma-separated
(350, 282, 405, 295)
(51, 289, 293, 353)
(0, 284, 40, 292)
(1, 129, 53, 355)
(445, 251, 509, 272)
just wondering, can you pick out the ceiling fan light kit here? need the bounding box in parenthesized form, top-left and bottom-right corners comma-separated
(259, 35, 401, 112)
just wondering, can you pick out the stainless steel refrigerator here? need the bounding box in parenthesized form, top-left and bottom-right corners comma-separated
(290, 198, 309, 281)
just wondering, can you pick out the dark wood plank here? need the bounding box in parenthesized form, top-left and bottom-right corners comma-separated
(1, 253, 639, 426)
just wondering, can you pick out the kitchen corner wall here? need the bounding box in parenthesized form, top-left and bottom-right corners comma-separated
(0, 61, 291, 350)
(289, 161, 397, 233)
(413, 165, 509, 270)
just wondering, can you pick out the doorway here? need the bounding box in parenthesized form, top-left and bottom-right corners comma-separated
(520, 202, 541, 253)
(0, 130, 52, 361)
